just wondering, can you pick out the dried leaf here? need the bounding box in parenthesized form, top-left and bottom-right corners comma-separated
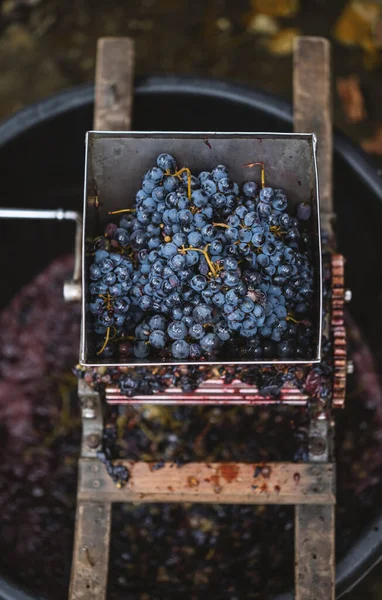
(334, 1, 381, 67)
(250, 0, 299, 18)
(361, 125, 382, 155)
(374, 17, 382, 47)
(336, 75, 367, 124)
(216, 17, 232, 32)
(247, 14, 279, 35)
(267, 27, 301, 55)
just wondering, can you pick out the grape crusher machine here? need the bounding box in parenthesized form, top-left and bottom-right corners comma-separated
(0, 36, 351, 600)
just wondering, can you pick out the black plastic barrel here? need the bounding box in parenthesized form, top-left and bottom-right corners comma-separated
(0, 76, 381, 600)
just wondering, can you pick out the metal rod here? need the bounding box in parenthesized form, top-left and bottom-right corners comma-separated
(73, 216, 82, 283)
(0, 208, 80, 221)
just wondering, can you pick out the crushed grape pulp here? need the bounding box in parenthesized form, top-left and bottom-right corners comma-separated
(0, 258, 381, 599)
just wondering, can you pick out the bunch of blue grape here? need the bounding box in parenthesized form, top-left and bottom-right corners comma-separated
(87, 152, 315, 361)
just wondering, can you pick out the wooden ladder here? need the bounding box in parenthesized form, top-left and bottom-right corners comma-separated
(69, 36, 336, 600)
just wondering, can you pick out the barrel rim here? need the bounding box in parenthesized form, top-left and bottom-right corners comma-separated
(0, 75, 380, 600)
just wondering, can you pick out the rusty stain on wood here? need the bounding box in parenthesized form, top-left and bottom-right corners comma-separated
(218, 463, 240, 483)
(77, 459, 335, 505)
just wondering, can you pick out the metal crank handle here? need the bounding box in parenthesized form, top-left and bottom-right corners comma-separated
(0, 207, 82, 303)
(0, 207, 79, 221)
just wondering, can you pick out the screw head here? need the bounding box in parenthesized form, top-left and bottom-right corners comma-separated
(63, 280, 81, 303)
(86, 433, 101, 449)
(344, 289, 352, 303)
(309, 436, 326, 456)
(83, 408, 95, 419)
(93, 479, 101, 488)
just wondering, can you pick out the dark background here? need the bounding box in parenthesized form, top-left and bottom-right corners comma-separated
(0, 0, 381, 598)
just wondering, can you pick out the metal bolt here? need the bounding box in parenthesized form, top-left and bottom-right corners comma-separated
(86, 433, 101, 449)
(309, 437, 326, 456)
(347, 361, 354, 375)
(63, 280, 81, 303)
(91, 463, 100, 473)
(344, 289, 352, 303)
(93, 480, 100, 488)
(83, 408, 96, 419)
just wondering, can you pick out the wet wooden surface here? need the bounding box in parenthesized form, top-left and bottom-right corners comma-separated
(77, 458, 336, 505)
(94, 37, 134, 131)
(69, 500, 111, 600)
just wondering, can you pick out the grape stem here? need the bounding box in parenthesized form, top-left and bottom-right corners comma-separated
(165, 166, 192, 200)
(98, 292, 113, 310)
(270, 225, 287, 237)
(108, 208, 136, 214)
(212, 222, 229, 229)
(286, 314, 302, 324)
(242, 161, 265, 188)
(97, 326, 111, 355)
(178, 244, 218, 277)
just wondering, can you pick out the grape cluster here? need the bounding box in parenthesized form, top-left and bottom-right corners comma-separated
(87, 153, 315, 361)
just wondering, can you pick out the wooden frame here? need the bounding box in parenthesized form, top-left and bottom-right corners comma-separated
(69, 36, 337, 600)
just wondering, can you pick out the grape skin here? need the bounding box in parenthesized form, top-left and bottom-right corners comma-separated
(88, 153, 315, 361)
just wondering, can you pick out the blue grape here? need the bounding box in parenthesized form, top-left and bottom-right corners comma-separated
(215, 322, 230, 341)
(134, 341, 149, 358)
(218, 177, 234, 193)
(190, 274, 207, 291)
(157, 153, 176, 171)
(259, 187, 274, 203)
(211, 192, 226, 209)
(201, 179, 217, 196)
(200, 333, 220, 353)
(149, 330, 166, 349)
(297, 202, 311, 220)
(193, 304, 212, 324)
(147, 167, 164, 183)
(189, 343, 202, 359)
(167, 321, 188, 340)
(212, 292, 225, 307)
(142, 179, 156, 194)
(199, 171, 211, 183)
(211, 165, 228, 181)
(243, 181, 258, 198)
(163, 176, 179, 192)
(189, 323, 204, 339)
(95, 250, 109, 263)
(172, 340, 190, 359)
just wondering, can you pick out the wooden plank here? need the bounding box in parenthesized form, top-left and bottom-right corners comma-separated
(293, 37, 334, 242)
(78, 459, 335, 505)
(78, 380, 103, 459)
(295, 505, 335, 600)
(69, 500, 112, 600)
(70, 37, 135, 600)
(94, 37, 135, 131)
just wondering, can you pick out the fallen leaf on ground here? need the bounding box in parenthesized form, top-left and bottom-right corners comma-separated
(334, 1, 381, 67)
(247, 13, 279, 35)
(267, 27, 300, 55)
(374, 17, 382, 47)
(336, 74, 367, 124)
(250, 0, 299, 18)
(361, 125, 382, 155)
